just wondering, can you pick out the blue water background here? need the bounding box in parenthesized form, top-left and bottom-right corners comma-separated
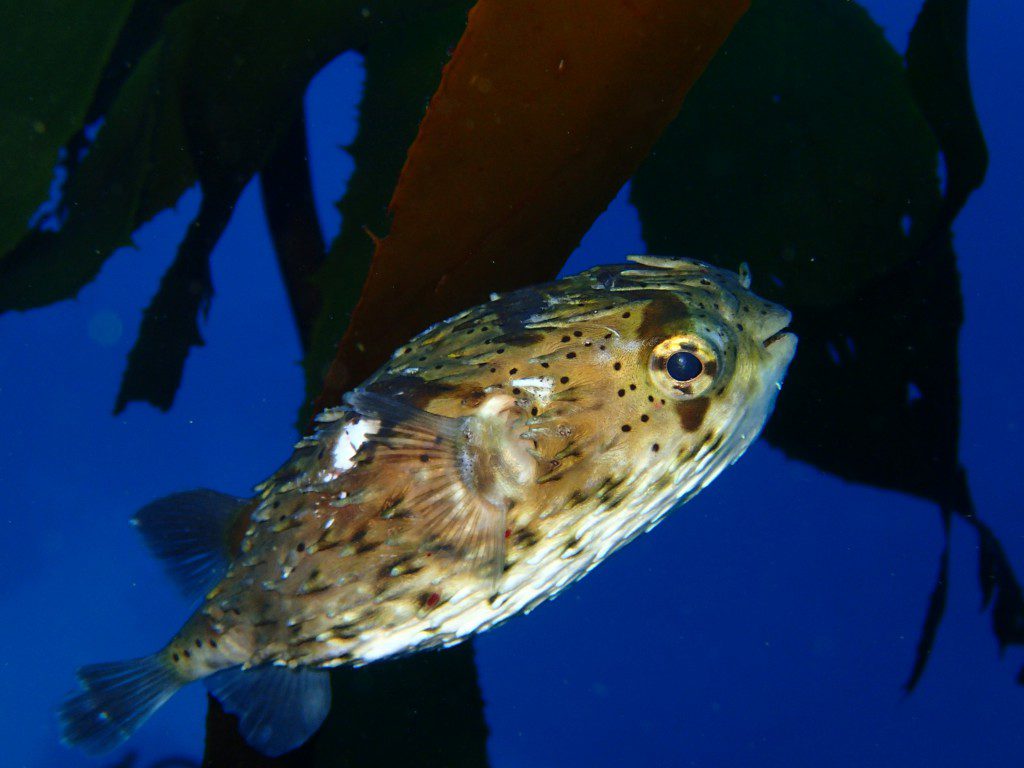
(1, 3, 1021, 766)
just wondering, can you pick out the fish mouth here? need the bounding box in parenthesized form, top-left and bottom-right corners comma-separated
(762, 328, 794, 348)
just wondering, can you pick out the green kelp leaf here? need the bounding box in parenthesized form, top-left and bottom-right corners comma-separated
(633, 0, 948, 497)
(114, 187, 238, 414)
(633, 0, 1024, 688)
(0, 0, 134, 258)
(0, 0, 457, 316)
(260, 107, 327, 354)
(0, 0, 471, 412)
(632, 0, 940, 309)
(0, 44, 183, 313)
(906, 0, 988, 221)
(59, 1, 191, 201)
(301, 2, 475, 425)
(902, 0, 1022, 688)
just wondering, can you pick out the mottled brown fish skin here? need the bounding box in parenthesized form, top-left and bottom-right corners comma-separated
(162, 256, 796, 679)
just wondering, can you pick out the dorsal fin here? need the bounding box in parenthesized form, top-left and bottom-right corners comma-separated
(131, 489, 247, 601)
(344, 389, 536, 581)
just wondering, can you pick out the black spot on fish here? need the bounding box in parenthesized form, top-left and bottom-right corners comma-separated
(379, 495, 409, 520)
(356, 540, 378, 555)
(613, 362, 622, 371)
(640, 414, 649, 422)
(560, 376, 570, 384)
(568, 489, 591, 506)
(501, 331, 545, 347)
(651, 443, 660, 452)
(515, 529, 539, 547)
(621, 424, 631, 432)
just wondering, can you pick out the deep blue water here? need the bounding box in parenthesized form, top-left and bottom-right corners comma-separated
(2, 3, 1022, 766)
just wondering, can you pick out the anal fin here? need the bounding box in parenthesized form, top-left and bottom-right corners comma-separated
(205, 665, 332, 757)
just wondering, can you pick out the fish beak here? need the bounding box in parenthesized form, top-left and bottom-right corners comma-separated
(759, 309, 797, 375)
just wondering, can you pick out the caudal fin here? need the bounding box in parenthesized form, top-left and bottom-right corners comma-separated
(59, 654, 183, 754)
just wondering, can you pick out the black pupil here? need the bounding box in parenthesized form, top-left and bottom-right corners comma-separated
(666, 351, 703, 382)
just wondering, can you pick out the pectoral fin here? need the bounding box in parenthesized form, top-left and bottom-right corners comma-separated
(344, 390, 535, 581)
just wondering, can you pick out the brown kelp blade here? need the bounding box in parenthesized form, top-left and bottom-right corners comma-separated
(297, 3, 752, 766)
(313, 0, 750, 410)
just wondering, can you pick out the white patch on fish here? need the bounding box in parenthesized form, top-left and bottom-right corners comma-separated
(332, 419, 380, 471)
(510, 376, 554, 403)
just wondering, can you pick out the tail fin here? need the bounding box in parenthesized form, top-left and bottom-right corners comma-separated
(59, 654, 183, 754)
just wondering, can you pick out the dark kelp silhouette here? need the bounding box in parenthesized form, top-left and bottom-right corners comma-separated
(1, 0, 1020, 766)
(631, 0, 1024, 690)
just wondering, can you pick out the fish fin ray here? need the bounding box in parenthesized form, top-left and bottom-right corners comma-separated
(343, 389, 463, 443)
(59, 654, 183, 754)
(132, 489, 246, 601)
(344, 389, 512, 581)
(205, 665, 331, 757)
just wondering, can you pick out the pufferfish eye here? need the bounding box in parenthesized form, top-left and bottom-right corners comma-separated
(666, 351, 703, 382)
(650, 335, 720, 399)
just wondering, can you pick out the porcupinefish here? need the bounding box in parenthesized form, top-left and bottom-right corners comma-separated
(60, 256, 796, 756)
